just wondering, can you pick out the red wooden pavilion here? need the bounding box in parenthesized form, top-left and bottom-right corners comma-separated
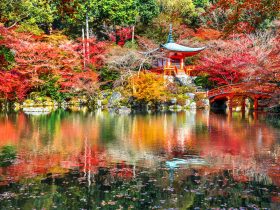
(153, 24, 205, 76)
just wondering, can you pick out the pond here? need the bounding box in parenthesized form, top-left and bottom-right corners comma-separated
(0, 110, 279, 209)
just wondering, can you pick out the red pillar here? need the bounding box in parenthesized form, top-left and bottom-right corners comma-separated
(180, 58, 184, 70)
(167, 58, 171, 68)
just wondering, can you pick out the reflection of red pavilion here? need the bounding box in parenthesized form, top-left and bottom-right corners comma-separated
(153, 24, 205, 76)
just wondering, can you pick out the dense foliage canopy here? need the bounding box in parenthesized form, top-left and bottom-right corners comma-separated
(0, 0, 279, 103)
(1, 0, 278, 35)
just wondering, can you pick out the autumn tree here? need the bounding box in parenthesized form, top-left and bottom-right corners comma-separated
(196, 37, 255, 86)
(0, 26, 102, 102)
(247, 29, 280, 83)
(127, 72, 167, 103)
(0, 72, 30, 101)
(204, 0, 280, 34)
(196, 28, 279, 87)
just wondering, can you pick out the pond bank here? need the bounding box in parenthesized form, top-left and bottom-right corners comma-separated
(1, 91, 280, 114)
(2, 91, 211, 114)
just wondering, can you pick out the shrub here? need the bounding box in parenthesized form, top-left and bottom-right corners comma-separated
(38, 75, 69, 102)
(15, 22, 44, 36)
(127, 72, 166, 103)
(194, 75, 214, 89)
(177, 94, 188, 106)
(124, 41, 138, 49)
(99, 67, 120, 90)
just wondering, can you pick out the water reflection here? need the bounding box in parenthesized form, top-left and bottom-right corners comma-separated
(0, 110, 279, 209)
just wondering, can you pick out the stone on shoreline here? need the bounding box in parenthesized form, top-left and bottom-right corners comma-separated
(115, 106, 131, 115)
(175, 75, 193, 86)
(108, 92, 122, 107)
(169, 105, 182, 112)
(23, 107, 52, 115)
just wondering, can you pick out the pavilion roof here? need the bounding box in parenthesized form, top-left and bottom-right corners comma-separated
(161, 42, 205, 53)
(161, 24, 206, 53)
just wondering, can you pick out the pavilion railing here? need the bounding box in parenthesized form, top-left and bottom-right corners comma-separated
(159, 65, 198, 76)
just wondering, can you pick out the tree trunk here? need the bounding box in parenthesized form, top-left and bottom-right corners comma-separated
(82, 28, 86, 70)
(132, 25, 135, 43)
(86, 14, 90, 64)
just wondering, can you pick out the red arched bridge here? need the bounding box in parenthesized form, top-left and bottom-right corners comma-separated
(207, 82, 278, 110)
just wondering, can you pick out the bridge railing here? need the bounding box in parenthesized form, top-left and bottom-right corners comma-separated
(207, 82, 277, 98)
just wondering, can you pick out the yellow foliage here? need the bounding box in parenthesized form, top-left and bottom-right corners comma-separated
(128, 72, 167, 102)
(41, 31, 68, 45)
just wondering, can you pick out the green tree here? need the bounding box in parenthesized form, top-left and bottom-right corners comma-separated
(0, 0, 55, 33)
(193, 0, 209, 8)
(158, 0, 196, 24)
(99, 67, 120, 90)
(38, 75, 69, 102)
(136, 0, 160, 24)
(97, 0, 138, 26)
(53, 0, 98, 36)
(54, 0, 139, 37)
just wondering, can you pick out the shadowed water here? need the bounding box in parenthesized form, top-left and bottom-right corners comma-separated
(0, 110, 279, 209)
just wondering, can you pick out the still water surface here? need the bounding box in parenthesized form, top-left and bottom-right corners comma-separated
(0, 110, 279, 209)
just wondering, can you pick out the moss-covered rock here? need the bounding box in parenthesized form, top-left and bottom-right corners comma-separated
(115, 106, 131, 115)
(169, 105, 183, 112)
(22, 96, 59, 108)
(22, 99, 35, 107)
(108, 92, 122, 107)
(68, 96, 88, 105)
(101, 99, 109, 106)
(13, 102, 21, 111)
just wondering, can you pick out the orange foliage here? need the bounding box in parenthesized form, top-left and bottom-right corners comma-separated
(194, 28, 222, 40)
(129, 72, 167, 103)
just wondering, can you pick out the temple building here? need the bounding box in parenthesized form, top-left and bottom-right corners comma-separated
(154, 25, 205, 77)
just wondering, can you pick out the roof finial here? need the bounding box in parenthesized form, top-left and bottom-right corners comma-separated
(167, 23, 175, 43)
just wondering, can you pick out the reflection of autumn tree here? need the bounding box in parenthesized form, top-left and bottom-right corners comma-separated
(0, 112, 28, 147)
(0, 110, 279, 189)
(189, 112, 279, 187)
(0, 111, 102, 185)
(198, 112, 276, 155)
(131, 114, 167, 149)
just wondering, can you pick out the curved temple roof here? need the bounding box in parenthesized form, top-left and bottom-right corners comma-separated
(161, 43, 205, 52)
(161, 24, 206, 53)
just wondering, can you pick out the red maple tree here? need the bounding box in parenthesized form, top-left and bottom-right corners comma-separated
(108, 27, 132, 46)
(0, 26, 103, 101)
(196, 30, 279, 87)
(208, 0, 279, 34)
